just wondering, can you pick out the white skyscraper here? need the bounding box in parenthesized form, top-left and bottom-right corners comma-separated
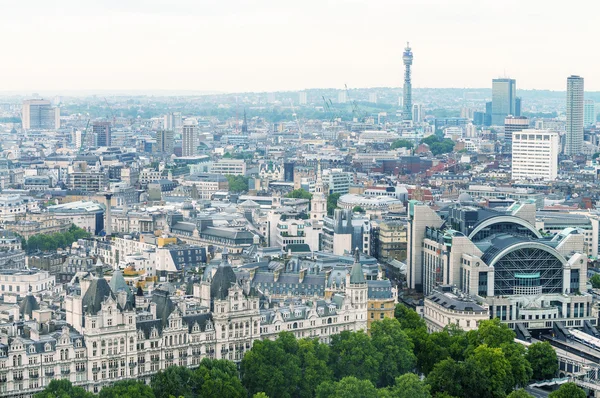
(565, 75, 584, 155)
(22, 99, 60, 130)
(512, 129, 559, 181)
(368, 93, 377, 104)
(182, 118, 199, 157)
(337, 91, 347, 104)
(584, 99, 596, 126)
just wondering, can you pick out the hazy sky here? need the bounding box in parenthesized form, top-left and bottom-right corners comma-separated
(0, 0, 594, 93)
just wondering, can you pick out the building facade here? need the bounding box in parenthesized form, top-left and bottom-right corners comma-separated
(491, 78, 516, 126)
(511, 129, 559, 181)
(565, 75, 584, 155)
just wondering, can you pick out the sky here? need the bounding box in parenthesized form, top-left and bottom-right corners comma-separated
(0, 0, 595, 93)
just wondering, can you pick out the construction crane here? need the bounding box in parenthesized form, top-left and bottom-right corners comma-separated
(289, 100, 303, 140)
(344, 84, 368, 122)
(322, 96, 337, 124)
(104, 97, 116, 126)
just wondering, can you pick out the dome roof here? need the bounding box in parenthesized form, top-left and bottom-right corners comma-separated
(458, 192, 473, 203)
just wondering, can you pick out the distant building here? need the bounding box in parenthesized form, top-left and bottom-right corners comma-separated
(491, 78, 516, 125)
(504, 116, 529, 151)
(565, 75, 584, 155)
(515, 97, 522, 117)
(368, 93, 377, 104)
(512, 129, 559, 181)
(412, 104, 423, 123)
(156, 130, 174, 155)
(298, 91, 308, 105)
(93, 121, 112, 147)
(337, 91, 347, 104)
(584, 99, 596, 126)
(182, 118, 199, 157)
(22, 99, 60, 130)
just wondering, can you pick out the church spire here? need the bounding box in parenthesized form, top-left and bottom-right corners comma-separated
(310, 159, 327, 221)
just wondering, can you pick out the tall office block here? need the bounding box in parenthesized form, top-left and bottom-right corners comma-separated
(584, 99, 596, 126)
(565, 75, 584, 155)
(504, 116, 529, 151)
(182, 118, 198, 157)
(491, 78, 516, 125)
(337, 91, 347, 104)
(512, 129, 559, 181)
(156, 130, 174, 155)
(93, 121, 112, 147)
(484, 101, 493, 127)
(22, 99, 60, 130)
(368, 93, 377, 104)
(412, 104, 422, 123)
(402, 42, 413, 121)
(298, 91, 307, 105)
(515, 97, 522, 117)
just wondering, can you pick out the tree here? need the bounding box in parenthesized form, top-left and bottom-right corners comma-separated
(329, 330, 382, 384)
(296, 338, 334, 398)
(590, 273, 600, 288)
(225, 175, 249, 193)
(252, 394, 270, 398)
(241, 332, 302, 398)
(327, 193, 341, 215)
(380, 373, 431, 398)
(391, 139, 414, 150)
(34, 379, 95, 398)
(99, 380, 155, 398)
(286, 189, 313, 200)
(501, 342, 532, 389)
(467, 345, 513, 398)
(352, 206, 365, 213)
(151, 366, 194, 398)
(421, 135, 455, 156)
(315, 376, 379, 398)
(195, 358, 246, 398)
(525, 341, 558, 381)
(472, 318, 516, 349)
(548, 382, 586, 398)
(507, 389, 534, 398)
(371, 318, 416, 387)
(426, 358, 465, 398)
(394, 304, 427, 332)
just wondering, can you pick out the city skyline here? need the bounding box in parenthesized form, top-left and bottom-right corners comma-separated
(0, 0, 595, 93)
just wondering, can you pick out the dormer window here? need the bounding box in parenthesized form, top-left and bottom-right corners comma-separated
(29, 346, 35, 354)
(44, 343, 51, 352)
(76, 340, 82, 348)
(318, 308, 324, 315)
(295, 310, 302, 317)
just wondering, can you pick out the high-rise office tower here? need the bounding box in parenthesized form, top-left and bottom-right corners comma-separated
(93, 121, 112, 147)
(584, 99, 596, 126)
(156, 130, 174, 155)
(512, 129, 559, 181)
(22, 99, 60, 130)
(298, 91, 308, 105)
(337, 91, 347, 104)
(368, 93, 377, 104)
(163, 113, 174, 130)
(484, 101, 493, 126)
(402, 42, 413, 121)
(565, 75, 584, 155)
(182, 118, 198, 157)
(241, 109, 248, 134)
(504, 116, 529, 151)
(412, 104, 422, 123)
(515, 97, 522, 117)
(491, 78, 516, 125)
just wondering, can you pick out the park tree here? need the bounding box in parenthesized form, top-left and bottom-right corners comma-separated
(507, 389, 534, 398)
(328, 330, 382, 385)
(315, 376, 379, 398)
(525, 341, 558, 381)
(380, 373, 431, 398)
(194, 358, 246, 398)
(296, 338, 334, 398)
(327, 193, 341, 215)
(548, 382, 586, 398)
(426, 358, 466, 398)
(467, 345, 513, 397)
(34, 380, 95, 398)
(225, 175, 249, 193)
(241, 332, 302, 398)
(151, 366, 194, 398)
(352, 206, 365, 213)
(98, 380, 155, 398)
(501, 342, 533, 388)
(370, 318, 416, 387)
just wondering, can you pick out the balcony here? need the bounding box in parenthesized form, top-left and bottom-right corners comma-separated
(92, 367, 100, 373)
(45, 371, 55, 377)
(14, 375, 23, 381)
(29, 374, 39, 379)
(61, 369, 71, 375)
(108, 363, 118, 369)
(128, 362, 137, 368)
(76, 367, 86, 373)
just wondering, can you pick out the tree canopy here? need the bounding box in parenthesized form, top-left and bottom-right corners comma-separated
(34, 380, 95, 398)
(421, 135, 456, 155)
(525, 341, 558, 381)
(286, 189, 313, 200)
(548, 382, 586, 398)
(391, 139, 414, 150)
(590, 273, 600, 288)
(327, 193, 340, 215)
(24, 224, 90, 253)
(225, 175, 249, 193)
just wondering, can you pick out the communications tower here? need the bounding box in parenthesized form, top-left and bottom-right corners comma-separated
(402, 42, 413, 121)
